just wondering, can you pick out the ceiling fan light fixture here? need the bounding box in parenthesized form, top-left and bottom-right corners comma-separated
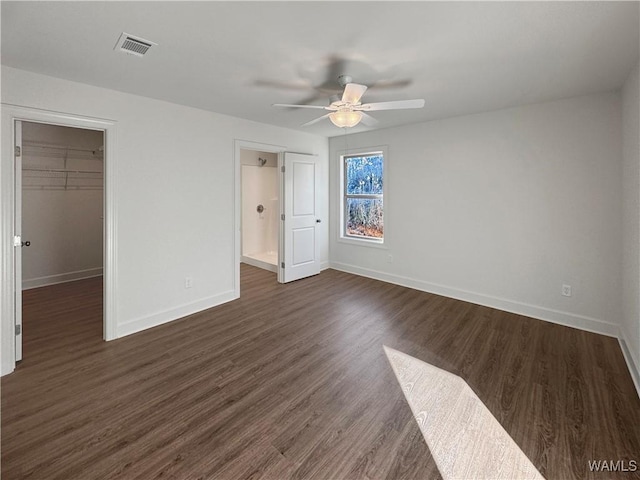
(273, 78, 424, 128)
(329, 110, 363, 128)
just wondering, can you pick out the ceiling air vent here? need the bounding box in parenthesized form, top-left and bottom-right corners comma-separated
(114, 32, 157, 57)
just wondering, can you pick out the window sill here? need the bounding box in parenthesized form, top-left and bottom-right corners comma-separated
(337, 236, 388, 250)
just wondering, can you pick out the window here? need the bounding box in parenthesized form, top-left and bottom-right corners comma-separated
(341, 150, 384, 243)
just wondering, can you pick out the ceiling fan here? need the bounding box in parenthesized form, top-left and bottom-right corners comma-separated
(273, 75, 425, 128)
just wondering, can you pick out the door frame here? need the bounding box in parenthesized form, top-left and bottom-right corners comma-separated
(233, 140, 286, 293)
(1, 104, 118, 375)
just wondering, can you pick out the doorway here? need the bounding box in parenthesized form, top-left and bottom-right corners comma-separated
(233, 140, 322, 293)
(2, 104, 117, 375)
(16, 121, 105, 361)
(240, 149, 279, 273)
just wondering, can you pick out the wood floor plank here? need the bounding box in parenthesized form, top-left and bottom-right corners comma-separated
(2, 265, 639, 479)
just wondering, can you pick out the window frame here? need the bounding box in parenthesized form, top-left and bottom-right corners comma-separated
(338, 146, 388, 248)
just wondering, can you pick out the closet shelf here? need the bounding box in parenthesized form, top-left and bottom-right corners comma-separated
(22, 141, 103, 161)
(21, 140, 104, 190)
(23, 167, 103, 175)
(22, 167, 103, 191)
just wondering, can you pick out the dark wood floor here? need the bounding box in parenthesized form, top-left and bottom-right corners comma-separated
(2, 265, 639, 480)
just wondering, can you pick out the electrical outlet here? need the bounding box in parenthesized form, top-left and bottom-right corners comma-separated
(387, 254, 393, 263)
(562, 284, 571, 297)
(185, 277, 193, 289)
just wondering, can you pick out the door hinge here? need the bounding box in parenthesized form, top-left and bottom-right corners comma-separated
(15, 324, 21, 335)
(281, 166, 285, 173)
(13, 235, 21, 247)
(281, 262, 285, 268)
(15, 146, 21, 157)
(281, 214, 285, 221)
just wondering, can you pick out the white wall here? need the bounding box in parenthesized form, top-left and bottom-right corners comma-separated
(330, 92, 623, 336)
(241, 150, 278, 257)
(1, 66, 328, 374)
(622, 60, 640, 385)
(22, 123, 104, 288)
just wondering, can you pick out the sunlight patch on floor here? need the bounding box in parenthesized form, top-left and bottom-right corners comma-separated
(384, 346, 544, 480)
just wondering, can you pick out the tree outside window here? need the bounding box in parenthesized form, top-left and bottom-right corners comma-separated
(342, 152, 384, 241)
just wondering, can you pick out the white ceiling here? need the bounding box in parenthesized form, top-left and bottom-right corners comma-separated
(2, 1, 639, 137)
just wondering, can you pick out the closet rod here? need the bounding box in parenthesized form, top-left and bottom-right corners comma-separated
(22, 141, 103, 155)
(23, 167, 103, 175)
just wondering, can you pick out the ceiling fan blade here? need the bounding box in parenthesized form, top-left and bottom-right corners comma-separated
(255, 79, 312, 91)
(357, 99, 425, 111)
(301, 113, 331, 127)
(359, 112, 379, 127)
(272, 103, 330, 110)
(369, 79, 412, 90)
(342, 83, 368, 104)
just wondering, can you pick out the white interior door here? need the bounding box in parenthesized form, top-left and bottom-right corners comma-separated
(280, 152, 321, 283)
(14, 120, 23, 361)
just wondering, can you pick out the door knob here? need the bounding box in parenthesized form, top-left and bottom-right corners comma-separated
(22, 241, 31, 247)
(316, 219, 321, 223)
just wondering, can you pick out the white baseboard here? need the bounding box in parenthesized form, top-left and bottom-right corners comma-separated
(116, 290, 238, 338)
(618, 332, 640, 399)
(241, 257, 330, 273)
(241, 256, 277, 273)
(330, 262, 620, 338)
(22, 268, 103, 290)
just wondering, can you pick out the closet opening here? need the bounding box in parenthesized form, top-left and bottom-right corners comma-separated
(18, 121, 105, 361)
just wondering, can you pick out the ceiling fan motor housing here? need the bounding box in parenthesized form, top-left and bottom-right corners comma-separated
(337, 75, 353, 87)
